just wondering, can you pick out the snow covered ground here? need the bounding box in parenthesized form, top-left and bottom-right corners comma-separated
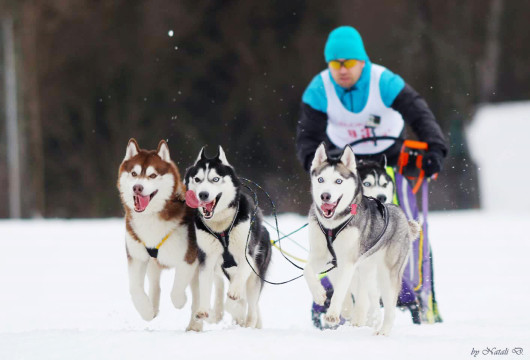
(1, 211, 529, 359)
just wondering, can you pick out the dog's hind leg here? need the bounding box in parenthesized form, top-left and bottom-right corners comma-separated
(245, 275, 262, 328)
(128, 258, 156, 321)
(146, 259, 162, 317)
(207, 273, 225, 324)
(186, 268, 203, 332)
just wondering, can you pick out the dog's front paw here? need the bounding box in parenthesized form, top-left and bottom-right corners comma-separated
(194, 309, 209, 320)
(170, 290, 187, 309)
(373, 328, 391, 336)
(324, 311, 341, 326)
(139, 307, 156, 321)
(351, 310, 367, 327)
(227, 284, 244, 301)
(186, 320, 203, 332)
(131, 293, 156, 321)
(207, 308, 224, 324)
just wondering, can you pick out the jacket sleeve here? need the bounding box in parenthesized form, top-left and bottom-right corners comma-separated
(296, 102, 328, 172)
(391, 83, 448, 157)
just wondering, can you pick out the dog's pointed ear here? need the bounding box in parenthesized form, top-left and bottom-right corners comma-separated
(124, 138, 139, 161)
(340, 145, 357, 174)
(218, 146, 230, 166)
(311, 143, 328, 171)
(194, 146, 207, 164)
(157, 140, 171, 162)
(381, 154, 387, 169)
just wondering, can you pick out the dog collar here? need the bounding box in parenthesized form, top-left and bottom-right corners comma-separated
(143, 229, 174, 259)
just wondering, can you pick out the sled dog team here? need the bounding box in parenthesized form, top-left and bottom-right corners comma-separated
(117, 139, 419, 335)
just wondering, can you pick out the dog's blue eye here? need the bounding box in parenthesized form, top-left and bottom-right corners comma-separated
(318, 177, 324, 183)
(363, 182, 371, 187)
(336, 179, 343, 184)
(212, 177, 220, 182)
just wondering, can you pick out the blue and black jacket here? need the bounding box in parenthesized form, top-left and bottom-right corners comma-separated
(296, 61, 448, 171)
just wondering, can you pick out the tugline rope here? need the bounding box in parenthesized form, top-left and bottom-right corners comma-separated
(240, 178, 306, 285)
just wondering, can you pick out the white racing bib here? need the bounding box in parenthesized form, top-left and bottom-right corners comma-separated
(323, 64, 404, 154)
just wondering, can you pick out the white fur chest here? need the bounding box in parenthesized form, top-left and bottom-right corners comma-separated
(126, 213, 189, 267)
(308, 214, 362, 266)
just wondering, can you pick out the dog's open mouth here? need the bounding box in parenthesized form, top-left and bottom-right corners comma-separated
(200, 193, 221, 219)
(320, 196, 342, 219)
(133, 190, 158, 212)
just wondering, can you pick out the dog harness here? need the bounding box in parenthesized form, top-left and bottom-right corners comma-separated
(317, 215, 355, 270)
(197, 202, 240, 272)
(143, 230, 174, 259)
(317, 197, 388, 271)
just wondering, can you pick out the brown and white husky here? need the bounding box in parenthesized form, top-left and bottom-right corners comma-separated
(117, 139, 223, 331)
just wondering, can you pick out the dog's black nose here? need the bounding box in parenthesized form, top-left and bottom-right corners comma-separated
(377, 195, 387, 203)
(198, 191, 209, 201)
(133, 184, 143, 194)
(321, 192, 331, 202)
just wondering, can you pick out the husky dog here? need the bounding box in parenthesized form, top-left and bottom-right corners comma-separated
(184, 146, 271, 328)
(117, 139, 204, 331)
(311, 157, 396, 330)
(304, 143, 419, 335)
(357, 157, 394, 204)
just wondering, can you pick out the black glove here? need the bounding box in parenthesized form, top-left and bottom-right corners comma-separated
(422, 148, 444, 177)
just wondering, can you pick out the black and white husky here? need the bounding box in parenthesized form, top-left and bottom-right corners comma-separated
(357, 157, 394, 205)
(184, 146, 271, 328)
(304, 144, 419, 335)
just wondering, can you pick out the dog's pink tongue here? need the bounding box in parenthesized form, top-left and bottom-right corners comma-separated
(134, 194, 151, 212)
(185, 190, 200, 208)
(321, 203, 335, 212)
(203, 201, 215, 212)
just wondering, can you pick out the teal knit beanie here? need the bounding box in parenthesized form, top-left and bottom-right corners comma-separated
(324, 26, 369, 62)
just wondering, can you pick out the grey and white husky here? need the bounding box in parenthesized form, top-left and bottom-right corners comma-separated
(184, 146, 271, 328)
(304, 143, 419, 335)
(357, 157, 394, 204)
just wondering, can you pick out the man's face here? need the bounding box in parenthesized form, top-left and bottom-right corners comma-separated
(328, 59, 365, 89)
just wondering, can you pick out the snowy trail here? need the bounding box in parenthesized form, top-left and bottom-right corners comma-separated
(1, 211, 529, 359)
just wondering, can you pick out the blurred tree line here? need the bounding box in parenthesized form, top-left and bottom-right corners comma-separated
(0, 0, 528, 218)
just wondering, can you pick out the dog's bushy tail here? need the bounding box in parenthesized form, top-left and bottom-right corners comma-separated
(408, 220, 421, 241)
